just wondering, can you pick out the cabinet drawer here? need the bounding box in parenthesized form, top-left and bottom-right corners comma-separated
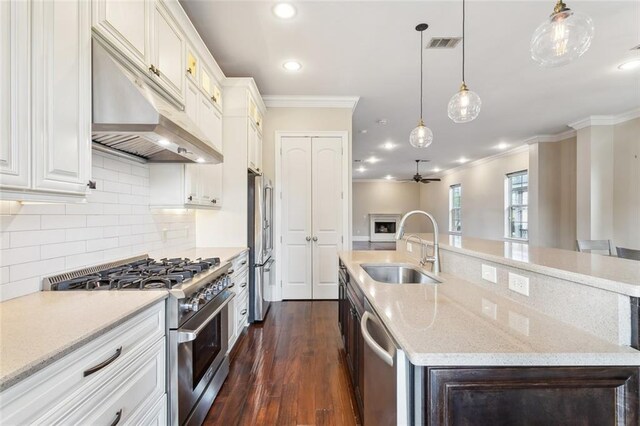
(128, 394, 167, 426)
(230, 270, 249, 296)
(40, 338, 166, 425)
(236, 291, 249, 332)
(0, 301, 165, 424)
(230, 251, 248, 275)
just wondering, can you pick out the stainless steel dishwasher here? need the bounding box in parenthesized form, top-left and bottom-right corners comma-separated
(360, 299, 409, 426)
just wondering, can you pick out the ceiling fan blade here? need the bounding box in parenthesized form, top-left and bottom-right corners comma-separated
(420, 178, 441, 183)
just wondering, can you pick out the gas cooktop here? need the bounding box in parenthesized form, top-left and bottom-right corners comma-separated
(48, 256, 221, 291)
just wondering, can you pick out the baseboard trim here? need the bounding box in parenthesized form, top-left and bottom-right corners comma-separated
(352, 236, 369, 242)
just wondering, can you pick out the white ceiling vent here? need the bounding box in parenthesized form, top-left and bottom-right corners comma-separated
(426, 37, 462, 49)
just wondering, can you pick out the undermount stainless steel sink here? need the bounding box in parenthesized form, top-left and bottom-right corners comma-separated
(361, 264, 441, 284)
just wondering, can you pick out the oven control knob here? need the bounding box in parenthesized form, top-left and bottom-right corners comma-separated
(181, 297, 200, 312)
(203, 288, 215, 300)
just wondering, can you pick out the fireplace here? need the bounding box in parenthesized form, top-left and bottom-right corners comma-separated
(369, 214, 401, 242)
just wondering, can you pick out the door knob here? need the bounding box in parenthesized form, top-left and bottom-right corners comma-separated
(306, 236, 311, 242)
(312, 236, 318, 242)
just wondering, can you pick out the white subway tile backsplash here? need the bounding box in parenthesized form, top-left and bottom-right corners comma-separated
(1, 246, 40, 266)
(41, 215, 86, 230)
(41, 241, 85, 259)
(10, 258, 66, 282)
(66, 227, 103, 242)
(1, 215, 41, 232)
(0, 151, 196, 301)
(11, 229, 66, 248)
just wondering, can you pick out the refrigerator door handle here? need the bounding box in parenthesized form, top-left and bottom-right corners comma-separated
(265, 258, 275, 272)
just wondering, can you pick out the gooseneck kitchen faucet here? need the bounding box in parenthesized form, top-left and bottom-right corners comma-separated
(395, 210, 440, 274)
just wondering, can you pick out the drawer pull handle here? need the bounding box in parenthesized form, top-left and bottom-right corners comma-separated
(240, 282, 247, 288)
(241, 260, 247, 266)
(83, 346, 122, 377)
(227, 283, 235, 289)
(110, 409, 123, 426)
(240, 309, 247, 316)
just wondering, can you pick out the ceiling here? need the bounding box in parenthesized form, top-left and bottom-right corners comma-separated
(180, 0, 640, 180)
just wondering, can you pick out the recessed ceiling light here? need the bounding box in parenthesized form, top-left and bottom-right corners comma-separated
(196, 157, 205, 163)
(432, 167, 441, 173)
(618, 58, 640, 71)
(357, 166, 367, 173)
(158, 139, 170, 146)
(376, 119, 388, 125)
(359, 129, 368, 134)
(457, 157, 469, 164)
(382, 142, 395, 150)
(385, 175, 394, 180)
(273, 3, 296, 19)
(365, 156, 380, 164)
(496, 142, 510, 150)
(283, 60, 302, 71)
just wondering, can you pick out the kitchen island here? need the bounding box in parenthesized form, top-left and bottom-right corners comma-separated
(338, 250, 640, 425)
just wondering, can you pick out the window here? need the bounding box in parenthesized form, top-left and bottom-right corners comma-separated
(505, 171, 528, 240)
(449, 184, 462, 233)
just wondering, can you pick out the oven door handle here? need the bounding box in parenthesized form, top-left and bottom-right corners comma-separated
(177, 293, 235, 343)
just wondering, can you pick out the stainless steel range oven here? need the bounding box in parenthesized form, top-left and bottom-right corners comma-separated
(171, 287, 233, 426)
(43, 255, 235, 426)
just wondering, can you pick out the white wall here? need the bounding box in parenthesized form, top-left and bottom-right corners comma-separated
(0, 151, 196, 301)
(419, 148, 529, 242)
(613, 117, 640, 249)
(352, 181, 426, 239)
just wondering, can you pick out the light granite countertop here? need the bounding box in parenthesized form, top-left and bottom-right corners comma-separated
(0, 291, 167, 392)
(401, 233, 640, 297)
(339, 250, 640, 367)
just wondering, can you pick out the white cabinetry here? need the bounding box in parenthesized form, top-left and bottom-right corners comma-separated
(150, 1, 184, 102)
(149, 163, 221, 209)
(92, 0, 185, 104)
(0, 302, 167, 425)
(0, 0, 92, 201)
(91, 0, 150, 71)
(228, 251, 249, 352)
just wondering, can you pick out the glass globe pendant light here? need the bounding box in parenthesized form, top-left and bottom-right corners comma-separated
(409, 23, 434, 149)
(530, 0, 594, 67)
(448, 0, 481, 123)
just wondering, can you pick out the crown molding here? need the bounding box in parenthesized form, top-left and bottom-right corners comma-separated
(568, 108, 640, 130)
(433, 144, 530, 179)
(262, 95, 360, 113)
(523, 128, 576, 144)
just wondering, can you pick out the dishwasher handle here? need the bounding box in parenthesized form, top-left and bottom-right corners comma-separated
(361, 311, 394, 367)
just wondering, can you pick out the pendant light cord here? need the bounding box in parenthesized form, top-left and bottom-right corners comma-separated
(462, 0, 466, 84)
(420, 29, 424, 120)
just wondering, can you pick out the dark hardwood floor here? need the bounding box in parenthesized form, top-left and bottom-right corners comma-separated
(204, 301, 361, 426)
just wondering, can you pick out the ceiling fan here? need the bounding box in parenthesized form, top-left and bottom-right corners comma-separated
(399, 160, 441, 184)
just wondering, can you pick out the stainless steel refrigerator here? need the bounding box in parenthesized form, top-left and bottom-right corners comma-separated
(248, 172, 273, 322)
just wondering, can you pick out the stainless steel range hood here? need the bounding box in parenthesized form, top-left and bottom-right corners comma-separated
(92, 38, 223, 164)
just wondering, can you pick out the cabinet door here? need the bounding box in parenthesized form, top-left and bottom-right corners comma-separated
(199, 164, 222, 207)
(255, 129, 262, 174)
(198, 96, 222, 152)
(151, 1, 184, 102)
(0, 0, 30, 190)
(184, 164, 200, 204)
(31, 0, 91, 195)
(184, 79, 199, 125)
(247, 119, 257, 171)
(92, 0, 149, 71)
(186, 44, 198, 83)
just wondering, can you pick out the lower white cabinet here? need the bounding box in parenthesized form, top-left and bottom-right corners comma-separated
(0, 0, 92, 202)
(0, 301, 167, 425)
(228, 251, 249, 352)
(149, 163, 222, 209)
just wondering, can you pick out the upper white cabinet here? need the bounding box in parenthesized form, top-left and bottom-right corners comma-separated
(149, 163, 222, 209)
(91, 0, 150, 71)
(0, 0, 30, 190)
(0, 0, 92, 201)
(92, 0, 185, 104)
(150, 1, 185, 102)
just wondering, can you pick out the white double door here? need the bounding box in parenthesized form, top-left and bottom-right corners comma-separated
(281, 137, 343, 300)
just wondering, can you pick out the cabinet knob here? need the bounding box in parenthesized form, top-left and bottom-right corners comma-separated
(186, 68, 192, 75)
(211, 199, 217, 204)
(211, 95, 217, 103)
(187, 195, 193, 202)
(87, 180, 97, 189)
